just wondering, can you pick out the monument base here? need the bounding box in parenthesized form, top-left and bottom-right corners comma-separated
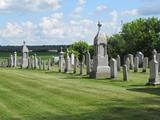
(146, 78, 160, 86)
(90, 66, 111, 79)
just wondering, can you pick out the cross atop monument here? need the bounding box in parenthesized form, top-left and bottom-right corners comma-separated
(23, 41, 26, 45)
(97, 21, 102, 36)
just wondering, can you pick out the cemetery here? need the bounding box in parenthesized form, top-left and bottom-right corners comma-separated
(1, 1, 160, 120)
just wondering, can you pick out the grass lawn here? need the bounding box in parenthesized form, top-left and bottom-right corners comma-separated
(0, 67, 160, 120)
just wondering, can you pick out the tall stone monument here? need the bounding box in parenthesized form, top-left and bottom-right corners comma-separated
(90, 22, 110, 79)
(21, 41, 29, 68)
(59, 47, 64, 72)
(13, 52, 17, 67)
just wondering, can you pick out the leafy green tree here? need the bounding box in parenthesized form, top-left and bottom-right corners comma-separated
(69, 41, 89, 61)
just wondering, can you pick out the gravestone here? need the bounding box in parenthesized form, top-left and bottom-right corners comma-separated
(142, 57, 148, 72)
(147, 55, 160, 85)
(64, 49, 72, 73)
(31, 55, 35, 69)
(38, 57, 42, 70)
(86, 51, 91, 75)
(59, 47, 64, 72)
(123, 65, 128, 81)
(21, 41, 29, 68)
(157, 53, 160, 72)
(48, 59, 51, 71)
(71, 51, 75, 66)
(136, 52, 144, 67)
(90, 22, 110, 79)
(152, 49, 157, 59)
(27, 57, 32, 69)
(110, 58, 117, 79)
(43, 61, 46, 70)
(128, 54, 134, 70)
(74, 57, 78, 74)
(13, 52, 17, 67)
(10, 55, 14, 67)
(134, 56, 139, 72)
(82, 55, 85, 68)
(34, 54, 39, 69)
(80, 62, 83, 75)
(125, 57, 130, 71)
(116, 55, 121, 71)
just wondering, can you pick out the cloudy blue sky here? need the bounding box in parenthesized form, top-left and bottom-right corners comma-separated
(0, 0, 160, 45)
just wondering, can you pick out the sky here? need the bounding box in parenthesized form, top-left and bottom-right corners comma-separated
(0, 0, 160, 45)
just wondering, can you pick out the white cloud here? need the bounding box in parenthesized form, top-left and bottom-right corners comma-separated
(122, 9, 139, 16)
(96, 5, 107, 12)
(0, 0, 61, 12)
(78, 0, 86, 6)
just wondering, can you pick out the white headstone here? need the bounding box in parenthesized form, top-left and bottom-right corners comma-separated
(110, 58, 117, 79)
(21, 41, 29, 68)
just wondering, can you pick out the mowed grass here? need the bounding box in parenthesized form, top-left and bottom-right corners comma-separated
(0, 67, 160, 120)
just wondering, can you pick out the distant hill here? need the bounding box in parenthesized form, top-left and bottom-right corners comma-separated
(0, 45, 70, 52)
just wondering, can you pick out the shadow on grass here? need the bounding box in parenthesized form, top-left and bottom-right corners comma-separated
(127, 87, 160, 96)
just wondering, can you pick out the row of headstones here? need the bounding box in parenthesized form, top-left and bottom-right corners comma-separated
(59, 49, 89, 74)
(1, 52, 54, 71)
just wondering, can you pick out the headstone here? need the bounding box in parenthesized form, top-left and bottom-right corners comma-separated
(90, 22, 110, 79)
(34, 54, 39, 69)
(71, 51, 75, 66)
(64, 49, 72, 73)
(59, 47, 64, 72)
(13, 52, 17, 67)
(125, 57, 130, 71)
(136, 52, 144, 67)
(43, 61, 46, 70)
(38, 57, 42, 70)
(82, 55, 85, 68)
(142, 57, 148, 72)
(147, 55, 160, 85)
(116, 55, 121, 71)
(152, 49, 157, 59)
(157, 53, 160, 72)
(10, 55, 14, 67)
(123, 65, 128, 81)
(86, 51, 91, 75)
(48, 59, 51, 71)
(21, 41, 29, 68)
(80, 62, 83, 75)
(134, 57, 139, 72)
(27, 57, 32, 69)
(74, 57, 78, 74)
(110, 58, 117, 78)
(128, 54, 134, 70)
(31, 55, 35, 69)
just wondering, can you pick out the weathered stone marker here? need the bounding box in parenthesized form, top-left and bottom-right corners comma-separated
(125, 57, 130, 71)
(123, 65, 128, 81)
(64, 49, 72, 73)
(142, 57, 148, 72)
(134, 56, 139, 72)
(74, 57, 78, 74)
(116, 55, 121, 71)
(13, 52, 17, 67)
(147, 55, 160, 86)
(110, 58, 117, 79)
(128, 54, 134, 70)
(90, 22, 110, 79)
(21, 41, 29, 68)
(59, 47, 64, 72)
(86, 51, 91, 75)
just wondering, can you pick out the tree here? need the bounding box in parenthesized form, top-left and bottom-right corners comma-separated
(69, 41, 89, 61)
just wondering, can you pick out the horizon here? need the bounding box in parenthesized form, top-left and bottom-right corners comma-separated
(0, 0, 160, 45)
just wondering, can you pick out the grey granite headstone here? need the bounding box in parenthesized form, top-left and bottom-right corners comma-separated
(147, 55, 160, 85)
(13, 52, 17, 67)
(90, 22, 110, 79)
(43, 61, 46, 70)
(116, 55, 121, 71)
(10, 55, 14, 67)
(134, 56, 139, 72)
(31, 55, 35, 69)
(48, 59, 51, 71)
(125, 57, 130, 71)
(136, 52, 144, 67)
(110, 58, 117, 79)
(80, 62, 83, 75)
(59, 47, 64, 72)
(71, 51, 75, 66)
(86, 51, 91, 75)
(128, 54, 134, 70)
(21, 41, 29, 68)
(34, 54, 39, 69)
(142, 57, 148, 72)
(64, 49, 72, 73)
(123, 65, 128, 81)
(74, 57, 78, 74)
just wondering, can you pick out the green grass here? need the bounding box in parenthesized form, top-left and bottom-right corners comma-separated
(0, 67, 160, 120)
